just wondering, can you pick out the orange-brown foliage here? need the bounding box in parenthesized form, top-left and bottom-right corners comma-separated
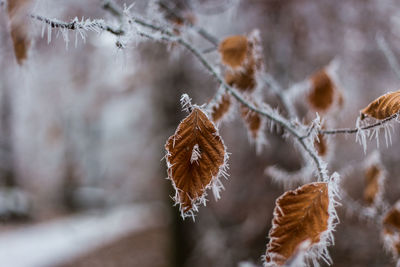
(383, 204, 400, 256)
(165, 108, 225, 214)
(265, 182, 330, 266)
(240, 104, 262, 139)
(219, 32, 264, 93)
(225, 65, 256, 92)
(308, 69, 335, 112)
(314, 133, 328, 157)
(211, 93, 232, 122)
(219, 35, 248, 68)
(7, 0, 31, 65)
(363, 165, 381, 205)
(360, 90, 400, 120)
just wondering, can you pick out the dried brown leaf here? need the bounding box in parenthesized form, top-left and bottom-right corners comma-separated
(308, 69, 335, 112)
(210, 93, 232, 123)
(225, 64, 256, 92)
(240, 104, 261, 139)
(221, 30, 264, 93)
(7, 0, 31, 65)
(363, 165, 381, 205)
(314, 133, 328, 157)
(165, 107, 226, 216)
(383, 202, 400, 257)
(360, 90, 400, 120)
(219, 35, 248, 68)
(265, 182, 330, 266)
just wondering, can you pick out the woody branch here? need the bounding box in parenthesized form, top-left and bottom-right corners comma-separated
(30, 1, 328, 180)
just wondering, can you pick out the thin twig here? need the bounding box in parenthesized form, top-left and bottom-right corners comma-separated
(320, 113, 398, 135)
(174, 36, 296, 133)
(157, 0, 219, 46)
(112, 0, 295, 119)
(300, 123, 316, 140)
(29, 8, 326, 180)
(30, 14, 124, 36)
(202, 46, 217, 54)
(102, 0, 123, 18)
(124, 14, 325, 178)
(171, 35, 325, 179)
(140, 0, 296, 120)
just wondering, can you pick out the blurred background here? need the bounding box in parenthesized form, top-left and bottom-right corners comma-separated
(2, 0, 400, 266)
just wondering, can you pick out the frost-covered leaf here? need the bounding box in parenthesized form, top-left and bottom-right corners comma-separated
(265, 182, 336, 266)
(314, 133, 328, 158)
(240, 104, 262, 139)
(239, 102, 266, 154)
(362, 152, 385, 207)
(220, 30, 264, 93)
(382, 201, 400, 259)
(7, 0, 32, 65)
(225, 66, 257, 92)
(360, 90, 400, 120)
(219, 35, 248, 68)
(210, 93, 232, 123)
(364, 164, 383, 205)
(308, 69, 336, 113)
(165, 107, 227, 218)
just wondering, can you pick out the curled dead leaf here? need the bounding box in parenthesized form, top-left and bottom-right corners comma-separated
(7, 0, 32, 65)
(265, 182, 330, 266)
(364, 165, 382, 205)
(165, 107, 226, 217)
(219, 35, 248, 68)
(314, 133, 328, 157)
(240, 104, 262, 140)
(360, 90, 400, 120)
(220, 30, 264, 93)
(210, 93, 232, 123)
(382, 202, 400, 258)
(225, 65, 256, 92)
(308, 69, 336, 112)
